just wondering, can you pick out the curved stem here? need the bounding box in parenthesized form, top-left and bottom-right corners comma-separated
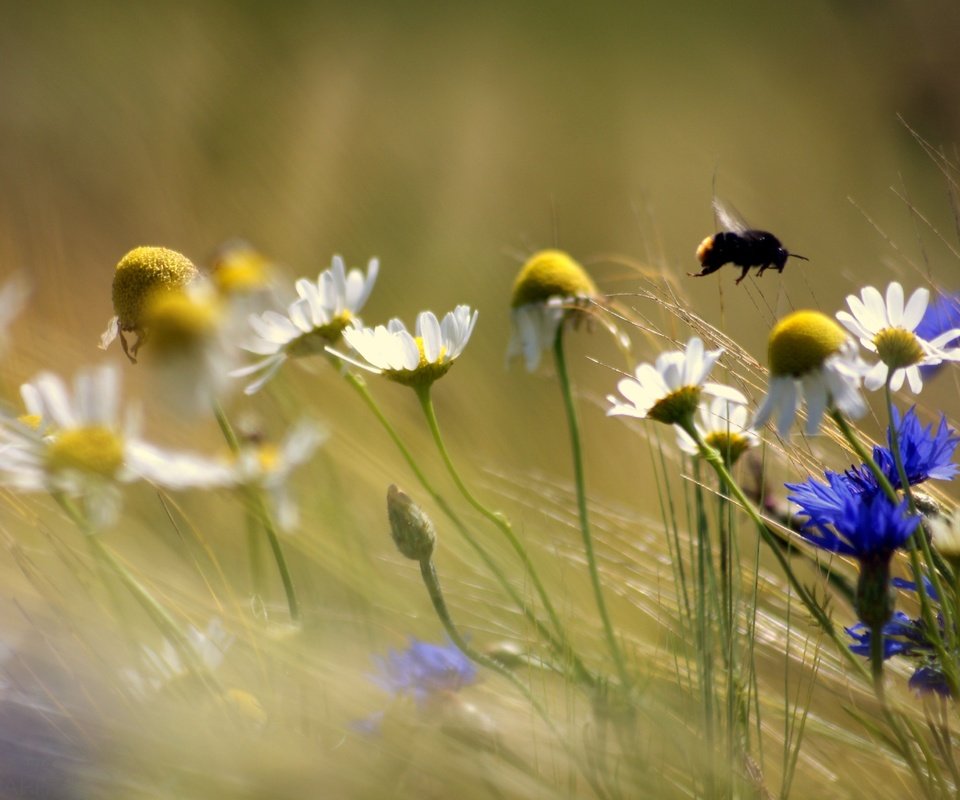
(417, 556, 610, 800)
(415, 385, 578, 668)
(553, 327, 631, 690)
(343, 371, 596, 689)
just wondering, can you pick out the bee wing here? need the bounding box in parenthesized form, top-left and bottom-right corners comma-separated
(712, 198, 749, 235)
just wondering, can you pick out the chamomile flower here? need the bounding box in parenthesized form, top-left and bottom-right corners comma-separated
(506, 250, 599, 372)
(675, 390, 759, 464)
(333, 305, 478, 389)
(100, 246, 200, 362)
(0, 365, 233, 528)
(139, 284, 237, 416)
(836, 282, 960, 393)
(232, 255, 379, 394)
(753, 310, 868, 436)
(607, 336, 742, 426)
(233, 420, 326, 531)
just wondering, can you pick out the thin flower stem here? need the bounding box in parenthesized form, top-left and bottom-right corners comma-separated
(882, 383, 960, 697)
(870, 621, 886, 699)
(53, 493, 219, 693)
(416, 556, 611, 800)
(343, 371, 597, 689)
(553, 326, 631, 690)
(213, 402, 299, 624)
(414, 385, 578, 668)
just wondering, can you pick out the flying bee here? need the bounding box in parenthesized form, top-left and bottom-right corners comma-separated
(691, 200, 808, 285)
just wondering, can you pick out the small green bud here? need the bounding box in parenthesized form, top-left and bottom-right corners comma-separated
(387, 484, 436, 561)
(854, 553, 894, 630)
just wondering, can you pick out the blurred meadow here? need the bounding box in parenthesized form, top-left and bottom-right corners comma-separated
(1, 1, 960, 798)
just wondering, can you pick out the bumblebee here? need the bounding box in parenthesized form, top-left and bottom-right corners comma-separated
(691, 200, 808, 285)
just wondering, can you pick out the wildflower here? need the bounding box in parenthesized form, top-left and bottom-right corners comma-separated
(506, 249, 598, 372)
(843, 406, 958, 494)
(675, 389, 759, 465)
(139, 285, 237, 415)
(607, 336, 742, 427)
(232, 255, 379, 394)
(0, 365, 233, 528)
(100, 246, 200, 362)
(790, 478, 920, 627)
(753, 310, 867, 436)
(232, 419, 325, 531)
(371, 637, 477, 706)
(916, 291, 960, 378)
(386, 484, 436, 561)
(210, 239, 273, 298)
(846, 611, 935, 659)
(909, 666, 952, 697)
(836, 282, 960, 393)
(333, 305, 478, 389)
(122, 618, 234, 696)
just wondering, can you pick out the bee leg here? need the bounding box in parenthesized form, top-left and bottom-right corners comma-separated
(734, 266, 750, 285)
(118, 329, 137, 365)
(757, 263, 770, 276)
(687, 263, 722, 278)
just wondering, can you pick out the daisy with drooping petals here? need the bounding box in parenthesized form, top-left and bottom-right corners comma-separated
(675, 389, 759, 465)
(0, 365, 233, 528)
(506, 250, 599, 372)
(233, 255, 379, 394)
(332, 305, 478, 389)
(607, 336, 742, 427)
(836, 281, 960, 393)
(753, 310, 868, 436)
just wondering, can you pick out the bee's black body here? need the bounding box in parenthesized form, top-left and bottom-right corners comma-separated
(692, 202, 808, 285)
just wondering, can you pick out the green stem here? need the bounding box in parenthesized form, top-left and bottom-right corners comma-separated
(414, 385, 576, 664)
(343, 371, 596, 689)
(213, 402, 300, 624)
(553, 326, 631, 690)
(417, 556, 610, 800)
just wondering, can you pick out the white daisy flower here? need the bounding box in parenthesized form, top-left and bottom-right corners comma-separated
(332, 305, 478, 388)
(506, 250, 598, 372)
(233, 420, 326, 531)
(122, 618, 234, 696)
(232, 255, 379, 394)
(753, 310, 868, 436)
(607, 336, 742, 426)
(675, 390, 759, 464)
(836, 281, 960, 393)
(140, 283, 239, 416)
(0, 365, 233, 528)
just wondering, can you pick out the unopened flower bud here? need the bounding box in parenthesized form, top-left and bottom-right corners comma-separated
(387, 484, 436, 561)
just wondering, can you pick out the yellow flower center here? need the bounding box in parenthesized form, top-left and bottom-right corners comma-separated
(768, 310, 846, 377)
(703, 431, 751, 466)
(212, 244, 270, 296)
(384, 337, 452, 388)
(143, 292, 220, 357)
(647, 386, 701, 425)
(46, 426, 124, 477)
(255, 444, 280, 473)
(510, 250, 598, 308)
(112, 247, 198, 331)
(285, 314, 353, 358)
(873, 327, 925, 371)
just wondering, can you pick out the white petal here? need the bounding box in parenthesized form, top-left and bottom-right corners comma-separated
(902, 287, 929, 331)
(885, 282, 904, 327)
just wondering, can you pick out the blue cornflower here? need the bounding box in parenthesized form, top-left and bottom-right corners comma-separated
(916, 291, 960, 379)
(846, 611, 934, 659)
(786, 469, 868, 529)
(791, 486, 920, 560)
(844, 406, 958, 492)
(909, 665, 952, 697)
(370, 637, 477, 705)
